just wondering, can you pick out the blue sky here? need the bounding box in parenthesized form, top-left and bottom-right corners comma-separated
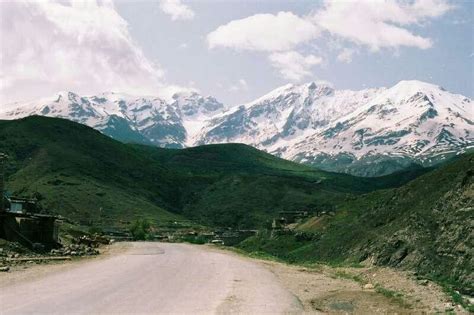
(1, 0, 472, 105)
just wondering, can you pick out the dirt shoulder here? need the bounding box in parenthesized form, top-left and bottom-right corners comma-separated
(0, 242, 131, 288)
(208, 246, 468, 314)
(264, 262, 469, 314)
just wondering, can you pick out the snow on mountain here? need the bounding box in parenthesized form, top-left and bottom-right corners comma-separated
(1, 80, 472, 176)
(195, 82, 383, 150)
(283, 81, 473, 175)
(0, 90, 224, 148)
(196, 80, 473, 175)
(171, 91, 224, 146)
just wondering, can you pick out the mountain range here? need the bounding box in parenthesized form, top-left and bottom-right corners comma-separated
(1, 80, 472, 176)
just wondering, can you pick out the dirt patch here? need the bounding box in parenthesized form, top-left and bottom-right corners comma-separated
(334, 266, 460, 313)
(311, 290, 409, 314)
(253, 260, 468, 314)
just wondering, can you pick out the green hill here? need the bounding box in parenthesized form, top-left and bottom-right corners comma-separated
(0, 116, 424, 228)
(239, 152, 474, 294)
(0, 116, 182, 227)
(0, 116, 426, 228)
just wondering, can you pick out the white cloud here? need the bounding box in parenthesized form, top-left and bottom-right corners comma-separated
(229, 79, 249, 92)
(314, 0, 453, 51)
(337, 48, 355, 63)
(159, 0, 194, 21)
(207, 12, 319, 52)
(269, 51, 322, 81)
(206, 1, 452, 83)
(0, 1, 173, 103)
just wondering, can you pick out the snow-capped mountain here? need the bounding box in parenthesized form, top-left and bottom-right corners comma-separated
(1, 90, 224, 148)
(196, 80, 472, 175)
(1, 80, 472, 176)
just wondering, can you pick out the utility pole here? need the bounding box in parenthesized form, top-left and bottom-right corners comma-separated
(0, 153, 7, 212)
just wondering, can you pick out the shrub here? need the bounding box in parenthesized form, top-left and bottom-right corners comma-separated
(129, 219, 152, 240)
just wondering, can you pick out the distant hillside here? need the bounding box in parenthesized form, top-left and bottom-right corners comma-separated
(240, 153, 474, 294)
(0, 116, 424, 228)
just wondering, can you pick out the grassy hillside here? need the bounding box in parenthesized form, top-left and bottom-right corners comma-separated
(0, 116, 426, 228)
(239, 153, 473, 294)
(0, 116, 182, 227)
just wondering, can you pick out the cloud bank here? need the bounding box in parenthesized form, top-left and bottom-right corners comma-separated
(207, 12, 319, 52)
(206, 0, 453, 82)
(314, 0, 452, 51)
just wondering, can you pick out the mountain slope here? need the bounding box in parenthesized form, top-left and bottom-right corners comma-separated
(198, 80, 473, 176)
(239, 152, 474, 294)
(0, 116, 182, 226)
(287, 81, 473, 175)
(2, 80, 472, 176)
(0, 116, 422, 228)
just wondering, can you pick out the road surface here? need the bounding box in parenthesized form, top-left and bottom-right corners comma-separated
(0, 242, 303, 314)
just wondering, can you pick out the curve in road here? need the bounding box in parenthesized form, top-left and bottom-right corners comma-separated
(0, 242, 303, 314)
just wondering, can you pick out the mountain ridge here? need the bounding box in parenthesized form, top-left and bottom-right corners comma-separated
(1, 80, 472, 176)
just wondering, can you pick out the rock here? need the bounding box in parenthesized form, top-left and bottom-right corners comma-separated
(444, 302, 454, 311)
(0, 266, 10, 272)
(418, 279, 429, 286)
(363, 283, 374, 290)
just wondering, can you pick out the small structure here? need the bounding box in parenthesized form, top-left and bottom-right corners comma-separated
(277, 211, 310, 225)
(0, 153, 60, 250)
(6, 196, 38, 214)
(1, 196, 60, 249)
(272, 217, 286, 230)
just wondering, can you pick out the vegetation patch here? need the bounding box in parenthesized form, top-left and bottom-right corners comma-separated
(374, 284, 410, 308)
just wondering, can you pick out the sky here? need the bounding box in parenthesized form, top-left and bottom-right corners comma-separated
(0, 0, 473, 107)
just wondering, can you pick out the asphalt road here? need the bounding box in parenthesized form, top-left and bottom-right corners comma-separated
(0, 242, 302, 314)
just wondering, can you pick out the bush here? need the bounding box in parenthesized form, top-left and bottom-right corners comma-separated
(129, 219, 152, 240)
(181, 235, 206, 244)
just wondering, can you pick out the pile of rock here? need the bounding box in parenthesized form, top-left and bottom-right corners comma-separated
(0, 241, 35, 260)
(1, 241, 41, 269)
(50, 243, 99, 257)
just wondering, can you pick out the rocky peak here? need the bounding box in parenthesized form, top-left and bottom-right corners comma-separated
(172, 91, 224, 117)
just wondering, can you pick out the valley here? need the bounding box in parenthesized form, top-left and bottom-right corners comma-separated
(0, 116, 424, 228)
(0, 115, 472, 312)
(2, 1, 472, 313)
